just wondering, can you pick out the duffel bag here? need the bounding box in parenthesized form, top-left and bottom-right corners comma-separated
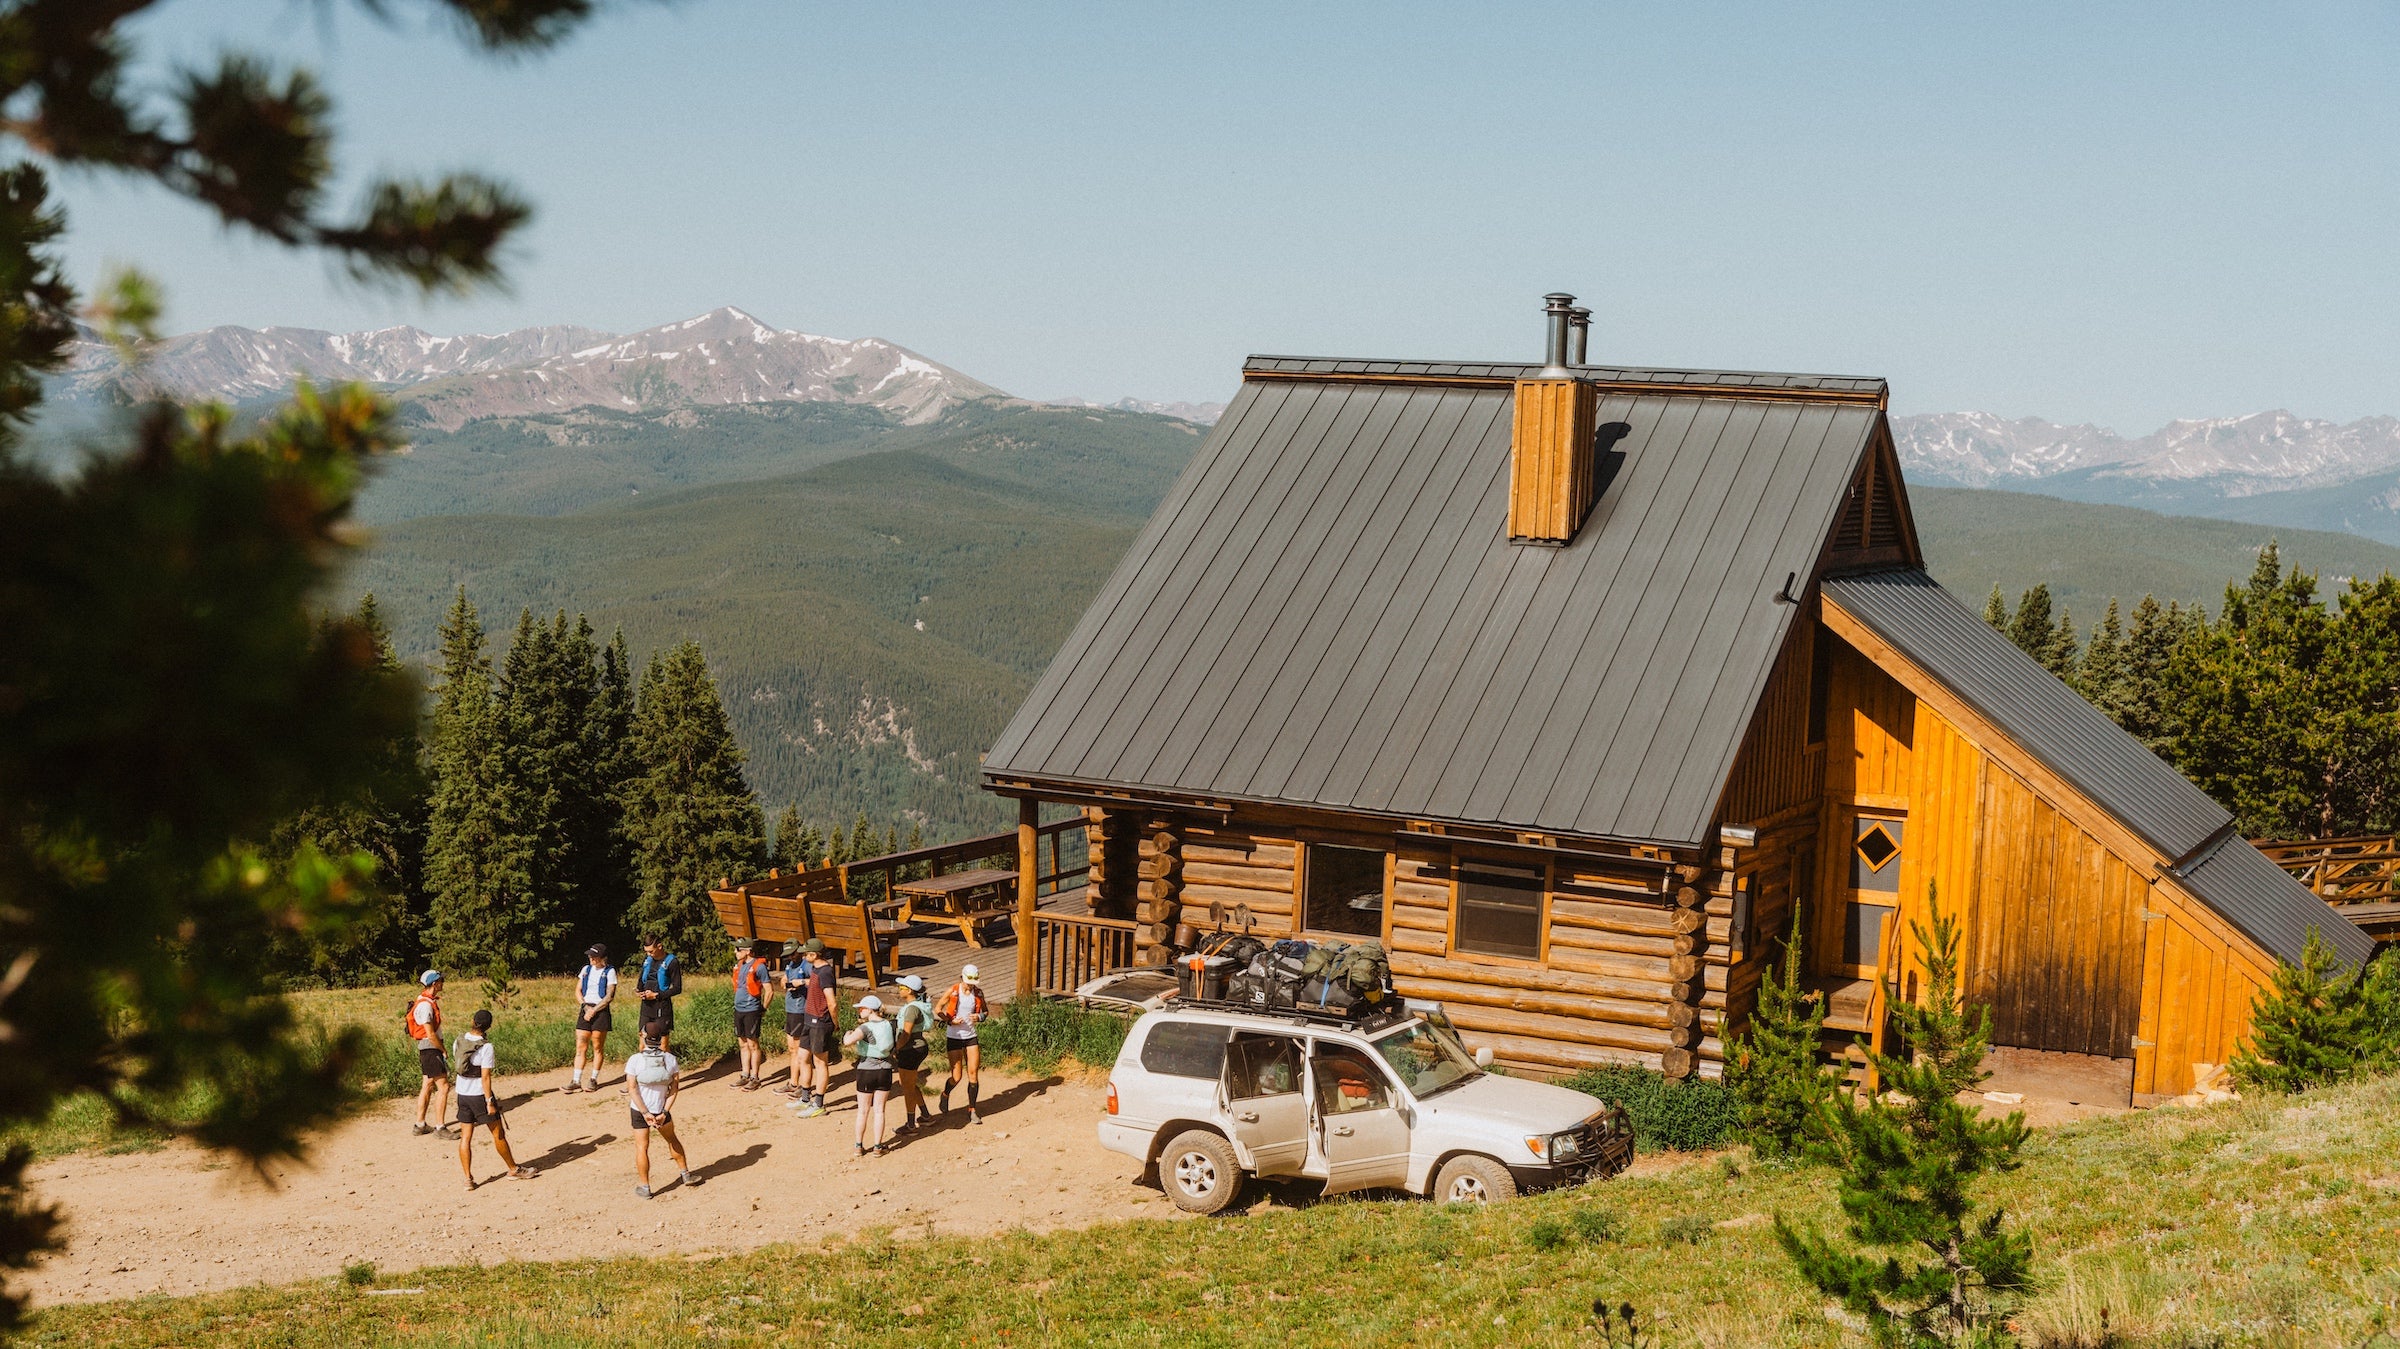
(1300, 942, 1349, 981)
(1339, 941, 1392, 1003)
(1297, 976, 1360, 1013)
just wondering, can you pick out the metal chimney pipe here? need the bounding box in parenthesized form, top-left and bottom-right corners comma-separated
(1539, 292, 1575, 376)
(1568, 307, 1591, 366)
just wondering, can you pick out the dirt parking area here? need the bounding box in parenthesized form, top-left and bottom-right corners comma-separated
(23, 1060, 1155, 1307)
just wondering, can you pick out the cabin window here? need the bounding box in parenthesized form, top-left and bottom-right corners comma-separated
(1455, 860, 1545, 960)
(1303, 844, 1387, 938)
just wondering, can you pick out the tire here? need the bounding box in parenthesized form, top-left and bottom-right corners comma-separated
(1434, 1154, 1518, 1205)
(1159, 1129, 1243, 1215)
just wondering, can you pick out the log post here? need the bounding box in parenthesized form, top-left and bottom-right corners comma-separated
(1015, 798, 1040, 998)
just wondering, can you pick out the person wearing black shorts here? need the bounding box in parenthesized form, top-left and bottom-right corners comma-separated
(892, 975, 934, 1133)
(453, 1009, 536, 1190)
(787, 939, 837, 1118)
(776, 939, 810, 1097)
(568, 944, 617, 1094)
(634, 937, 681, 1052)
(730, 945, 772, 1090)
(624, 1031, 703, 1199)
(843, 995, 897, 1156)
(407, 971, 452, 1137)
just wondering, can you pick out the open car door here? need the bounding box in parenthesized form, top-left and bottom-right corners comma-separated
(1309, 1041, 1412, 1195)
(1220, 1032, 1309, 1176)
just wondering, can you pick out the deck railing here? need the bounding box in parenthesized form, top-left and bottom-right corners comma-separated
(1031, 911, 1140, 996)
(2252, 834, 2400, 907)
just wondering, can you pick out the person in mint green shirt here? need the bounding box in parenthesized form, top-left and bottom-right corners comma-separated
(843, 995, 899, 1157)
(891, 974, 936, 1134)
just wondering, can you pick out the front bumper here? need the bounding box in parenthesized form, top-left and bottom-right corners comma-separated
(1506, 1129, 1635, 1190)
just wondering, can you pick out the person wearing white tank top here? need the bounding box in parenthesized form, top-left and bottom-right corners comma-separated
(938, 966, 991, 1124)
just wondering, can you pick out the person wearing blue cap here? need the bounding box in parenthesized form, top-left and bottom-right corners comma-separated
(407, 970, 452, 1137)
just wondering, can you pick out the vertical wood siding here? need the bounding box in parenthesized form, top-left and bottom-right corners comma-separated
(2134, 876, 2278, 1096)
(1719, 618, 1822, 825)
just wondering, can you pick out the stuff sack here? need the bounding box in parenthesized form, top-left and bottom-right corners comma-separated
(1201, 932, 1267, 968)
(1300, 942, 1350, 982)
(1337, 941, 1392, 1001)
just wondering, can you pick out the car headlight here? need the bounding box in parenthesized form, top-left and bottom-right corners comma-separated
(1524, 1130, 1584, 1163)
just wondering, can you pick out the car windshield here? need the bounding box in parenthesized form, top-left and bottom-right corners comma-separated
(1369, 1014, 1483, 1098)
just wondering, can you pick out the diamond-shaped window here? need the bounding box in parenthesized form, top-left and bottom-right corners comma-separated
(1854, 822, 1900, 873)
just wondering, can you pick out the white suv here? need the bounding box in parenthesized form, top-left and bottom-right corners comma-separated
(1100, 1000, 1631, 1213)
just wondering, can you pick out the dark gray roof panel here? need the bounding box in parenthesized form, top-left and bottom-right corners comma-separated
(1820, 567, 2371, 971)
(1821, 569, 2230, 857)
(2178, 833, 2378, 970)
(1242, 355, 1890, 396)
(985, 374, 1883, 847)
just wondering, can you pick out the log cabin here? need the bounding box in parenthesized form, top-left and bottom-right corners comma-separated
(981, 294, 2375, 1102)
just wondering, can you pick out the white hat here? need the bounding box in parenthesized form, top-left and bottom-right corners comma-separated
(857, 994, 884, 1011)
(961, 964, 981, 980)
(896, 975, 925, 993)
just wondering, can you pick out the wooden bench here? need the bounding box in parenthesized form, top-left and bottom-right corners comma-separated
(711, 869, 906, 988)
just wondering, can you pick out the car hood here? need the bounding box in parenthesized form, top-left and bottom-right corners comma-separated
(1418, 1072, 1604, 1133)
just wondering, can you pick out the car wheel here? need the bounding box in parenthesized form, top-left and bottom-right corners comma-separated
(1160, 1129, 1243, 1215)
(1434, 1154, 1518, 1205)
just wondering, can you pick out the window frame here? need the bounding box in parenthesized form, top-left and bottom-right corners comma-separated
(1446, 850, 1552, 967)
(1293, 837, 1395, 945)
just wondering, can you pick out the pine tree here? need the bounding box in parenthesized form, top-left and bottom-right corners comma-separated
(422, 588, 544, 974)
(2078, 598, 2127, 713)
(2004, 584, 2053, 664)
(622, 642, 766, 964)
(1724, 926, 1834, 1159)
(2042, 605, 2080, 681)
(1981, 585, 2006, 631)
(2116, 595, 2183, 752)
(2229, 930, 2370, 1094)
(770, 804, 824, 872)
(1775, 893, 2032, 1345)
(2170, 547, 2337, 837)
(260, 594, 428, 985)
(583, 627, 640, 946)
(497, 609, 578, 967)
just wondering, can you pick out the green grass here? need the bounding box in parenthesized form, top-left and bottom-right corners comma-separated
(32, 1071, 2400, 1346)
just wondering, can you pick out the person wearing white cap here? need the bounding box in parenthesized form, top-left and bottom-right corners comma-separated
(891, 975, 935, 1134)
(938, 965, 991, 1124)
(406, 970, 452, 1137)
(842, 995, 897, 1156)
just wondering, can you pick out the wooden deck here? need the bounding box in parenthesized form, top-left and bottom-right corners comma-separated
(839, 886, 1095, 1006)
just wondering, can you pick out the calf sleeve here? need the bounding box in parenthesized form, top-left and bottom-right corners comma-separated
(967, 1083, 980, 1107)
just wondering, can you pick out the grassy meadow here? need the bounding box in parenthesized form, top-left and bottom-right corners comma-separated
(31, 1070, 2400, 1347)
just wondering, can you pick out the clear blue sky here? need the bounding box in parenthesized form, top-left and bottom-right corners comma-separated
(52, 1, 2400, 431)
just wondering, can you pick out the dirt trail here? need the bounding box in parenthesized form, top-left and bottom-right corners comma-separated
(24, 1059, 1154, 1306)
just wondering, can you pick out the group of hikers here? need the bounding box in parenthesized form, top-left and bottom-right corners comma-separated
(403, 935, 995, 1194)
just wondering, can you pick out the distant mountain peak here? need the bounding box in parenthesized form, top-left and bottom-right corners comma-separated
(59, 308, 1008, 430)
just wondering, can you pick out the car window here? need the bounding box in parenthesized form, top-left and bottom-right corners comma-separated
(1310, 1044, 1392, 1114)
(1224, 1033, 1302, 1099)
(1370, 1016, 1482, 1098)
(1139, 1020, 1229, 1079)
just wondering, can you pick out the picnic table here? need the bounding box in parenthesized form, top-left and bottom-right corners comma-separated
(893, 867, 1019, 947)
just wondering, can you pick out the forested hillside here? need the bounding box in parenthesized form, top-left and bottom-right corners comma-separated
(349, 432, 1182, 838)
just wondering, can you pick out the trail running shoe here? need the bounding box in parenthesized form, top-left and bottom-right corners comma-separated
(939, 1085, 953, 1114)
(683, 1171, 704, 1188)
(411, 1123, 432, 1136)
(969, 1110, 982, 1125)
(635, 1184, 651, 1200)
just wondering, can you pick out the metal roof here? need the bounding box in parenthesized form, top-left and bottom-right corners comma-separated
(984, 368, 1883, 847)
(1822, 567, 2374, 970)
(1244, 356, 1890, 398)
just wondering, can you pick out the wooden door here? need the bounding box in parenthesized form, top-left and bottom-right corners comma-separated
(1817, 808, 1905, 979)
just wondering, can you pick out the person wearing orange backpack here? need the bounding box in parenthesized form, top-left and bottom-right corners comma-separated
(406, 970, 452, 1137)
(937, 965, 991, 1124)
(730, 944, 772, 1091)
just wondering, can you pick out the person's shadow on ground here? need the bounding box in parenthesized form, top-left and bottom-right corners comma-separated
(522, 1133, 616, 1172)
(695, 1142, 771, 1182)
(912, 1074, 1064, 1133)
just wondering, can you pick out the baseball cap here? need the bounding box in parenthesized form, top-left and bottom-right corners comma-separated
(586, 944, 608, 960)
(961, 964, 981, 980)
(857, 995, 883, 1011)
(782, 939, 803, 957)
(896, 975, 925, 993)
(419, 970, 443, 986)
(801, 938, 826, 955)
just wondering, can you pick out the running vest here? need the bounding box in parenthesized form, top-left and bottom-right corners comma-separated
(782, 959, 808, 1012)
(639, 953, 678, 997)
(578, 964, 615, 1005)
(405, 993, 439, 1042)
(854, 1018, 896, 1066)
(732, 956, 767, 1011)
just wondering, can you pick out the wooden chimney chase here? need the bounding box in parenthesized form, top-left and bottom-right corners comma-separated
(1508, 376, 1599, 543)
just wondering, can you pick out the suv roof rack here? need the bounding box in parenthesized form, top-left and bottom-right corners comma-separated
(1165, 994, 1412, 1032)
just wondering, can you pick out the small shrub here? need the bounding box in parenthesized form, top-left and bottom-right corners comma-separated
(1571, 1206, 1622, 1243)
(2232, 937, 2397, 1094)
(975, 997, 1132, 1074)
(341, 1262, 375, 1287)
(1588, 1299, 1659, 1348)
(1527, 1216, 1570, 1251)
(1557, 1065, 1737, 1151)
(1658, 1214, 1712, 1246)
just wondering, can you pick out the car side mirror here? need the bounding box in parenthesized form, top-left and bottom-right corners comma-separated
(1473, 1047, 1494, 1069)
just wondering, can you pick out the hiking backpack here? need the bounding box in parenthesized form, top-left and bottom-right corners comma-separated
(401, 994, 437, 1042)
